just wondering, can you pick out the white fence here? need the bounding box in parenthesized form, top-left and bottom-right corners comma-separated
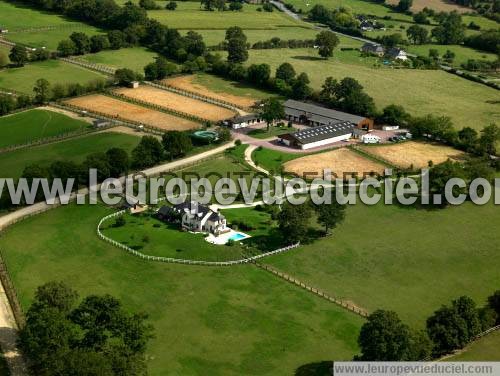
(97, 210, 300, 266)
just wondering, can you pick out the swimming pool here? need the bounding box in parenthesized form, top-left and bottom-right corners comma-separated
(229, 232, 247, 241)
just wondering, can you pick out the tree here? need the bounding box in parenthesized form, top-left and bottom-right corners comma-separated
(83, 152, 111, 182)
(19, 281, 153, 376)
(452, 296, 482, 339)
(315, 30, 339, 59)
(33, 78, 51, 104)
(428, 160, 467, 206)
(478, 124, 499, 156)
(90, 35, 110, 53)
(397, 0, 412, 11)
(427, 305, 470, 355)
(358, 310, 416, 361)
(226, 26, 247, 42)
(229, 1, 242, 10)
(139, 0, 159, 9)
(275, 62, 296, 83)
(162, 131, 193, 160)
(291, 72, 312, 100)
(227, 36, 248, 63)
(57, 39, 76, 57)
(457, 127, 478, 152)
(277, 202, 312, 243)
(0, 95, 16, 116)
(262, 2, 273, 11)
(260, 97, 284, 130)
(406, 25, 429, 44)
(487, 291, 500, 322)
(314, 200, 346, 235)
(431, 12, 466, 45)
(107, 30, 127, 49)
(9, 45, 28, 67)
(379, 104, 410, 127)
(247, 63, 271, 86)
(131, 136, 164, 169)
(70, 32, 91, 55)
(114, 68, 137, 86)
(166, 1, 177, 10)
(106, 148, 129, 177)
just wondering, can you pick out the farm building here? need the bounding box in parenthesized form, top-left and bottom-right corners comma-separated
(93, 119, 111, 128)
(157, 201, 229, 235)
(361, 42, 385, 56)
(387, 48, 408, 61)
(284, 99, 374, 130)
(227, 113, 262, 129)
(278, 121, 354, 150)
(361, 134, 381, 144)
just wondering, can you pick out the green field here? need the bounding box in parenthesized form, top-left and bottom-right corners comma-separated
(245, 48, 500, 129)
(149, 2, 305, 29)
(263, 200, 500, 327)
(77, 47, 160, 73)
(406, 44, 498, 66)
(6, 27, 104, 50)
(0, 0, 98, 30)
(0, 203, 364, 375)
(0, 132, 140, 178)
(252, 146, 301, 173)
(0, 59, 106, 94)
(448, 331, 500, 361)
(0, 109, 90, 148)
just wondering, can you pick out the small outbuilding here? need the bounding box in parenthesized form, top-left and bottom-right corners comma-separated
(387, 47, 408, 61)
(361, 134, 381, 144)
(227, 114, 262, 129)
(93, 119, 111, 128)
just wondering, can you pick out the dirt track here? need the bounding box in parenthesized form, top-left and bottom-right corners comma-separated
(359, 141, 464, 169)
(115, 86, 236, 122)
(163, 75, 258, 109)
(64, 95, 199, 131)
(284, 148, 387, 179)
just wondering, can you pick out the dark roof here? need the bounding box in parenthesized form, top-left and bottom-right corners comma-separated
(231, 113, 260, 124)
(362, 43, 384, 53)
(387, 47, 406, 57)
(284, 100, 366, 125)
(287, 121, 354, 145)
(173, 201, 211, 217)
(207, 212, 224, 221)
(158, 206, 174, 216)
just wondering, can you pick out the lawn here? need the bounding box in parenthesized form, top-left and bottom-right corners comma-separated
(0, 0, 98, 30)
(406, 44, 498, 67)
(101, 212, 247, 261)
(0, 132, 141, 179)
(263, 200, 500, 327)
(0, 59, 106, 94)
(77, 47, 160, 73)
(252, 146, 301, 173)
(5, 26, 104, 50)
(247, 125, 296, 139)
(0, 109, 90, 149)
(245, 48, 500, 129)
(149, 2, 305, 29)
(0, 203, 364, 375)
(448, 331, 500, 361)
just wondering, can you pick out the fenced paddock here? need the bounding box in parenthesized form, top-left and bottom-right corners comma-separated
(64, 94, 200, 131)
(114, 86, 237, 122)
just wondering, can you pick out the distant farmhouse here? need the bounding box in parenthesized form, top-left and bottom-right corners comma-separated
(158, 201, 228, 235)
(361, 42, 385, 57)
(387, 47, 408, 61)
(283, 99, 373, 130)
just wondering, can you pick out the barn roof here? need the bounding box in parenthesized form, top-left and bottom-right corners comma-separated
(284, 99, 366, 125)
(288, 121, 354, 145)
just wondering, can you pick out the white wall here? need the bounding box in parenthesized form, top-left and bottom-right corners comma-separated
(300, 133, 351, 150)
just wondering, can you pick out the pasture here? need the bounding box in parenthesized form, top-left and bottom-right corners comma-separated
(0, 132, 141, 178)
(0, 108, 89, 148)
(358, 141, 465, 169)
(64, 94, 200, 131)
(284, 148, 387, 178)
(448, 331, 500, 361)
(252, 147, 300, 173)
(77, 47, 160, 73)
(406, 44, 498, 67)
(264, 199, 500, 326)
(0, 59, 106, 93)
(245, 48, 500, 129)
(114, 85, 237, 121)
(0, 203, 364, 375)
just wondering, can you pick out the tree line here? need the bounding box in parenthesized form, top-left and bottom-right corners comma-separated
(357, 290, 500, 360)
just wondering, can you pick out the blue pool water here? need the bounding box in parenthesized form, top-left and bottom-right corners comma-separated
(229, 232, 246, 241)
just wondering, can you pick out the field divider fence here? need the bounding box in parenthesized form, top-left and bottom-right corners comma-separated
(145, 80, 243, 113)
(105, 89, 208, 124)
(58, 57, 116, 75)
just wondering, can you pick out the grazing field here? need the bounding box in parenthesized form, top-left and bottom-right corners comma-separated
(0, 203, 364, 375)
(406, 44, 498, 67)
(77, 47, 159, 72)
(148, 2, 305, 29)
(284, 148, 387, 178)
(384, 0, 470, 13)
(359, 141, 465, 169)
(448, 331, 500, 361)
(0, 132, 140, 178)
(114, 86, 237, 121)
(0, 59, 106, 93)
(6, 27, 104, 50)
(264, 200, 500, 326)
(245, 48, 500, 128)
(64, 94, 200, 131)
(163, 74, 266, 108)
(252, 147, 301, 173)
(0, 108, 89, 148)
